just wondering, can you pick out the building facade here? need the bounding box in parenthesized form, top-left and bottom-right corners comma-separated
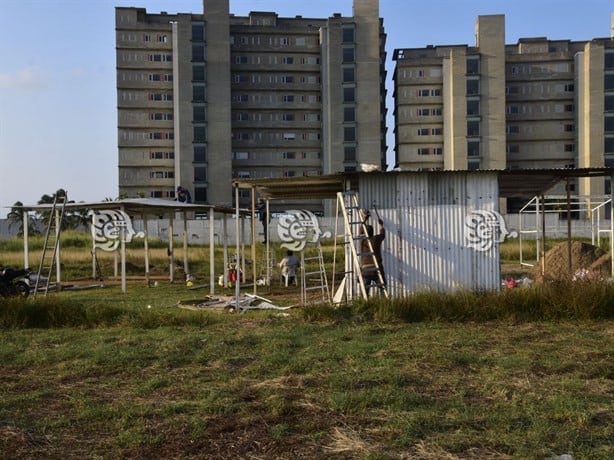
(393, 14, 614, 209)
(115, 0, 386, 209)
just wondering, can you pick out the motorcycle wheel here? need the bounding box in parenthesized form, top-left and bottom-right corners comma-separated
(14, 281, 30, 298)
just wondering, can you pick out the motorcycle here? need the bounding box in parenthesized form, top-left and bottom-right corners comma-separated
(0, 267, 31, 298)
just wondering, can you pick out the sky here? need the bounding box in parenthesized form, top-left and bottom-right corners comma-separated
(1, 0, 612, 217)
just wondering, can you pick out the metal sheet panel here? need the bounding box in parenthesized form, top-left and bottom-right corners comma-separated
(358, 172, 500, 296)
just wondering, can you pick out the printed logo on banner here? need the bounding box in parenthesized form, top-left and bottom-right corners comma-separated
(277, 209, 331, 252)
(465, 210, 517, 251)
(89, 210, 145, 252)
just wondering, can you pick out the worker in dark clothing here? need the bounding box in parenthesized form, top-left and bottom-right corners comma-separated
(359, 209, 386, 296)
(257, 198, 269, 243)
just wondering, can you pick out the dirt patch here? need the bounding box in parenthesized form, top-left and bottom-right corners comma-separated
(533, 241, 607, 280)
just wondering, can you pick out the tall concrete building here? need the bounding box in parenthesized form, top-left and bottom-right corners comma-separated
(393, 14, 614, 209)
(115, 0, 387, 209)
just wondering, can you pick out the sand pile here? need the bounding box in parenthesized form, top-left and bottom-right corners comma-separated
(534, 241, 608, 280)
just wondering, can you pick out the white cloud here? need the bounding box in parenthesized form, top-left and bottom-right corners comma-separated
(0, 68, 46, 90)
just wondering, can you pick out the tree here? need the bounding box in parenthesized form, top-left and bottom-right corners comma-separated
(6, 202, 40, 236)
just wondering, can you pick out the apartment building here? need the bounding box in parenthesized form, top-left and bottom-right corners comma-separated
(115, 0, 386, 209)
(393, 14, 614, 208)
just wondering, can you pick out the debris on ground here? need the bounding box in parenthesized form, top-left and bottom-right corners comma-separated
(176, 293, 293, 313)
(532, 241, 608, 280)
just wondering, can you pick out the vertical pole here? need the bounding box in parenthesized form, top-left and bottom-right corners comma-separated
(55, 207, 61, 287)
(565, 177, 573, 279)
(540, 195, 546, 278)
(610, 174, 614, 278)
(183, 211, 189, 277)
(23, 209, 29, 269)
(535, 196, 540, 263)
(120, 206, 126, 294)
(265, 199, 270, 292)
(143, 213, 150, 287)
(168, 214, 174, 283)
(91, 212, 97, 279)
(234, 185, 241, 310)
(251, 188, 257, 295)
(223, 213, 229, 289)
(209, 209, 215, 295)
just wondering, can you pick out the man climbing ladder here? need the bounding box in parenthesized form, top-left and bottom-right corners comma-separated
(359, 208, 386, 297)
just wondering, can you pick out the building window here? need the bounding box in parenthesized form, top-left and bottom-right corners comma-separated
(605, 117, 614, 133)
(233, 151, 249, 160)
(506, 125, 519, 134)
(192, 24, 204, 41)
(417, 108, 430, 116)
(193, 106, 206, 122)
(342, 27, 355, 43)
(282, 113, 294, 121)
(149, 112, 173, 121)
(283, 152, 296, 159)
(605, 52, 614, 69)
(194, 126, 206, 142)
(433, 147, 443, 155)
(417, 128, 430, 136)
(344, 107, 355, 122)
(282, 56, 294, 64)
(344, 127, 356, 142)
(343, 87, 355, 103)
(343, 67, 355, 83)
(432, 127, 442, 135)
(283, 95, 294, 102)
(507, 105, 519, 114)
(194, 146, 206, 162)
(467, 58, 480, 75)
(467, 79, 479, 95)
(606, 95, 614, 111)
(506, 144, 519, 154)
(192, 45, 205, 62)
(193, 85, 206, 102)
(417, 148, 430, 155)
(283, 133, 296, 141)
(194, 167, 207, 182)
(467, 121, 480, 136)
(467, 100, 480, 116)
(564, 104, 574, 112)
(235, 56, 248, 64)
(468, 141, 480, 156)
(342, 47, 355, 63)
(193, 66, 205, 82)
(564, 124, 574, 132)
(194, 187, 207, 203)
(344, 146, 356, 161)
(565, 144, 576, 152)
(468, 159, 480, 170)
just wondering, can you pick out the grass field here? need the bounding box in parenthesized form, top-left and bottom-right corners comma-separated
(0, 235, 613, 458)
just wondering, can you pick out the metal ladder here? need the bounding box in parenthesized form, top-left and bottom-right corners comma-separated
(300, 240, 331, 305)
(33, 194, 67, 297)
(336, 191, 388, 301)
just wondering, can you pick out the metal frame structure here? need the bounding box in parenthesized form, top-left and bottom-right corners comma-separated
(11, 198, 244, 294)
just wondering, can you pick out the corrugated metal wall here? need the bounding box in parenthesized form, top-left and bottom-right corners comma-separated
(357, 172, 500, 296)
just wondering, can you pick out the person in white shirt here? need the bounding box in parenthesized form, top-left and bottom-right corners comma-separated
(279, 250, 300, 286)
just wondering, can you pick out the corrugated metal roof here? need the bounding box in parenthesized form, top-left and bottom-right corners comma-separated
(6, 198, 241, 215)
(234, 168, 614, 201)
